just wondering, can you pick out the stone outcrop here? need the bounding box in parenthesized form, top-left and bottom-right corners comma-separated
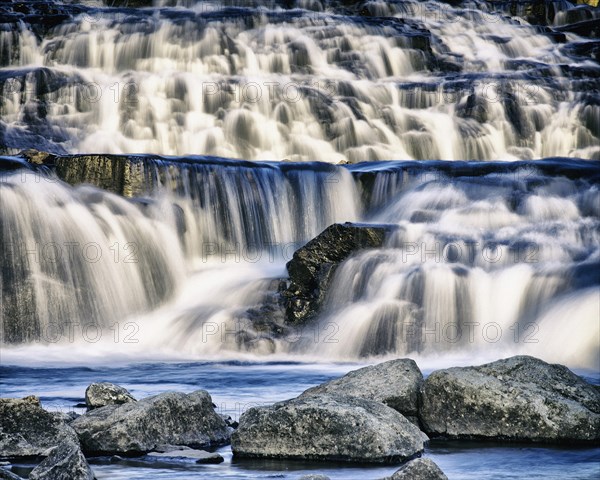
(419, 355, 600, 443)
(28, 440, 95, 480)
(283, 223, 392, 324)
(72, 390, 230, 455)
(232, 393, 425, 463)
(0, 396, 78, 458)
(301, 358, 423, 424)
(85, 383, 136, 410)
(382, 457, 448, 480)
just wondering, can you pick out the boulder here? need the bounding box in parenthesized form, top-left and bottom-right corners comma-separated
(383, 457, 448, 480)
(420, 356, 600, 443)
(85, 383, 136, 410)
(71, 390, 230, 455)
(301, 359, 423, 424)
(0, 396, 78, 458)
(232, 394, 425, 463)
(283, 223, 391, 324)
(28, 440, 95, 480)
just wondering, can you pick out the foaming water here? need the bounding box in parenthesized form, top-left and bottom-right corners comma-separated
(0, 0, 598, 160)
(1, 159, 598, 369)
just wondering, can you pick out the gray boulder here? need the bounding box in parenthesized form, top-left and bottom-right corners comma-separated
(0, 396, 78, 458)
(301, 359, 423, 424)
(29, 440, 95, 480)
(283, 223, 391, 324)
(85, 383, 136, 410)
(72, 390, 230, 455)
(420, 355, 600, 443)
(232, 394, 425, 463)
(383, 457, 447, 480)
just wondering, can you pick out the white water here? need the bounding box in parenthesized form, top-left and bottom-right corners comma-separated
(0, 0, 598, 160)
(1, 161, 598, 370)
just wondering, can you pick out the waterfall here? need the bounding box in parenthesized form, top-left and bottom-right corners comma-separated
(0, 0, 598, 160)
(0, 159, 359, 344)
(0, 0, 598, 369)
(301, 164, 600, 367)
(1, 158, 598, 369)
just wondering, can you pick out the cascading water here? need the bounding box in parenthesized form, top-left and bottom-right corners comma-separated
(0, 159, 360, 347)
(1, 158, 598, 369)
(0, 0, 598, 160)
(305, 165, 600, 368)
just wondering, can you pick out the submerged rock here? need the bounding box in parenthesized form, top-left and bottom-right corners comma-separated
(283, 222, 392, 324)
(232, 394, 425, 463)
(383, 457, 447, 480)
(0, 396, 78, 458)
(146, 449, 224, 464)
(300, 358, 423, 424)
(28, 440, 95, 480)
(85, 382, 136, 410)
(420, 355, 600, 443)
(72, 390, 230, 455)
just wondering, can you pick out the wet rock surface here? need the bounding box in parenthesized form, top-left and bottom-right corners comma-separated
(71, 390, 231, 455)
(28, 440, 95, 480)
(0, 396, 78, 459)
(420, 355, 600, 443)
(232, 393, 426, 463)
(300, 358, 423, 423)
(283, 222, 392, 324)
(382, 457, 448, 480)
(85, 382, 136, 410)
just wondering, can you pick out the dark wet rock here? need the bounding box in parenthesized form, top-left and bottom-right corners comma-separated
(85, 383, 136, 410)
(28, 440, 95, 480)
(53, 155, 146, 197)
(219, 414, 239, 430)
(102, 0, 154, 6)
(557, 18, 600, 38)
(382, 457, 448, 480)
(563, 40, 600, 62)
(71, 390, 230, 455)
(456, 92, 489, 124)
(301, 359, 423, 424)
(0, 396, 78, 459)
(0, 468, 22, 480)
(419, 355, 600, 443)
(283, 223, 392, 324)
(232, 394, 425, 463)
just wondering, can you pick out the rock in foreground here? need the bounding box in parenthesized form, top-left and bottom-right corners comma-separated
(0, 396, 78, 458)
(29, 440, 95, 480)
(283, 222, 391, 324)
(232, 394, 425, 463)
(383, 457, 447, 480)
(72, 390, 230, 455)
(301, 358, 423, 424)
(85, 382, 136, 410)
(420, 355, 600, 443)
